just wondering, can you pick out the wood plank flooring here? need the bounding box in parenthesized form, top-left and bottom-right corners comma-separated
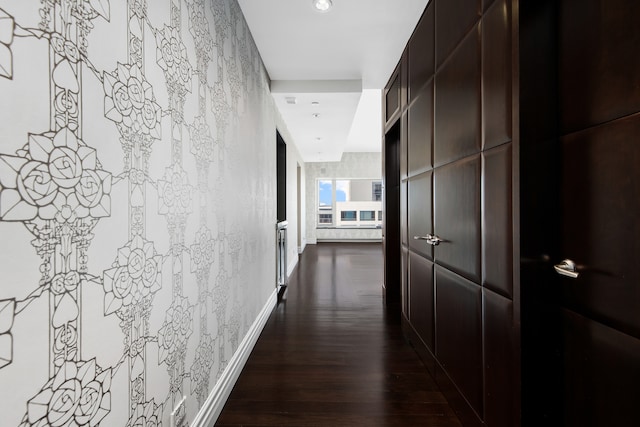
(215, 243, 462, 427)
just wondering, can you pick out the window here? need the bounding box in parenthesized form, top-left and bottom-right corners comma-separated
(378, 210, 383, 221)
(318, 180, 333, 209)
(372, 182, 382, 201)
(341, 210, 357, 221)
(317, 178, 383, 227)
(318, 213, 333, 224)
(360, 210, 375, 221)
(336, 179, 350, 202)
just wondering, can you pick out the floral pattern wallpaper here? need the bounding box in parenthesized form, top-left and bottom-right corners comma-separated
(0, 0, 279, 425)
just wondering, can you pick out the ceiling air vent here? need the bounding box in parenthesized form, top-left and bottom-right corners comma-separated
(285, 96, 297, 105)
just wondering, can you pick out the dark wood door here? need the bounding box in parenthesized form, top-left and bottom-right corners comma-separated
(522, 1, 640, 425)
(556, 1, 640, 423)
(527, 112, 640, 427)
(397, 1, 516, 426)
(556, 119, 640, 426)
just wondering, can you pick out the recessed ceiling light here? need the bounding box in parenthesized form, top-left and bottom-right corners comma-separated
(311, 101, 320, 105)
(316, 137, 322, 141)
(312, 0, 333, 13)
(312, 113, 320, 118)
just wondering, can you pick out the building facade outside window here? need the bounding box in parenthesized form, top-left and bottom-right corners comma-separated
(317, 178, 382, 228)
(318, 213, 333, 224)
(341, 210, 357, 221)
(372, 182, 382, 201)
(360, 210, 375, 221)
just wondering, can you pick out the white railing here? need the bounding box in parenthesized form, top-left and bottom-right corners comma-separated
(276, 221, 288, 291)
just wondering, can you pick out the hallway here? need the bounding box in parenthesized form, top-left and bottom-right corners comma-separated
(216, 243, 462, 426)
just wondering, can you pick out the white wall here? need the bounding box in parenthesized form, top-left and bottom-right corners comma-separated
(335, 201, 382, 227)
(305, 152, 382, 243)
(350, 179, 378, 201)
(285, 151, 305, 274)
(0, 0, 284, 425)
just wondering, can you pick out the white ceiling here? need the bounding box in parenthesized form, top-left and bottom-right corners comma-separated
(237, 0, 430, 162)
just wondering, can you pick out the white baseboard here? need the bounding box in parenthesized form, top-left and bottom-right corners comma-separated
(287, 255, 298, 276)
(317, 239, 382, 243)
(190, 288, 277, 427)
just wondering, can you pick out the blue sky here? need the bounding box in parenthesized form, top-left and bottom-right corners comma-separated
(319, 180, 346, 206)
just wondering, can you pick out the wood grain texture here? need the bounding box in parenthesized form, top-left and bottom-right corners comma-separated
(435, 0, 481, 67)
(434, 155, 482, 284)
(408, 83, 434, 176)
(409, 252, 435, 352)
(408, 5, 435, 102)
(434, 26, 481, 167)
(408, 171, 433, 259)
(561, 309, 640, 427)
(559, 115, 640, 339)
(482, 0, 512, 150)
(216, 243, 462, 427)
(435, 266, 484, 417)
(483, 144, 513, 298)
(559, 0, 640, 133)
(483, 288, 516, 427)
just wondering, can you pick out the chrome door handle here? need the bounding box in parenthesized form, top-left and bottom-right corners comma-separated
(554, 259, 579, 279)
(413, 235, 433, 241)
(428, 235, 443, 246)
(413, 234, 443, 246)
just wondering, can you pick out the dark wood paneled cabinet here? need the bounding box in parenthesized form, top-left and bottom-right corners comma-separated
(387, 1, 514, 425)
(383, 0, 640, 426)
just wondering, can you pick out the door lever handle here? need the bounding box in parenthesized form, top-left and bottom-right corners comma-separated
(554, 259, 579, 279)
(413, 235, 444, 246)
(428, 235, 443, 246)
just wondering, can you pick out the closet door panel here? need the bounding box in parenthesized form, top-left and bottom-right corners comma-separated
(482, 0, 512, 150)
(435, 27, 481, 167)
(435, 0, 481, 66)
(408, 6, 435, 102)
(560, 116, 640, 337)
(401, 180, 408, 246)
(560, 0, 640, 133)
(484, 288, 515, 427)
(483, 144, 513, 298)
(434, 155, 482, 284)
(408, 83, 433, 176)
(401, 112, 408, 180)
(436, 266, 483, 416)
(408, 172, 433, 259)
(562, 309, 640, 426)
(402, 246, 409, 315)
(409, 253, 435, 352)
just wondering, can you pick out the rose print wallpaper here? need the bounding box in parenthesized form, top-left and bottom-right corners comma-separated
(0, 0, 282, 425)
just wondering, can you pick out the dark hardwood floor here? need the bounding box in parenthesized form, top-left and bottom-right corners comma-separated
(215, 243, 462, 427)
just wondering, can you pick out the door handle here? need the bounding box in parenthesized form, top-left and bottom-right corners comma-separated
(554, 259, 579, 279)
(413, 234, 443, 246)
(428, 235, 443, 246)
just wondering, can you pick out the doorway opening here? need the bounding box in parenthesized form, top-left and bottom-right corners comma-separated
(297, 164, 302, 253)
(383, 121, 401, 311)
(276, 131, 288, 298)
(277, 131, 286, 222)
